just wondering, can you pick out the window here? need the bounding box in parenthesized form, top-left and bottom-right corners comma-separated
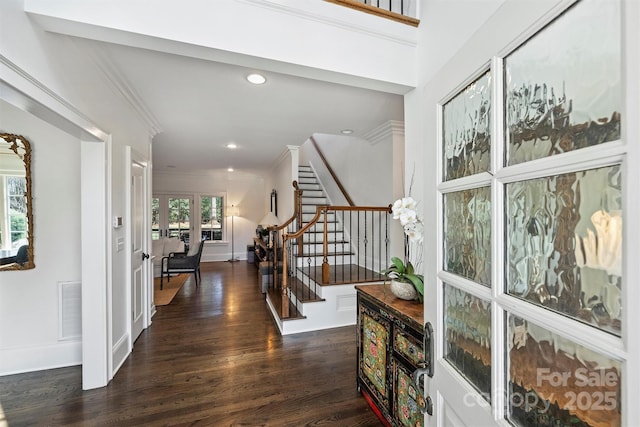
(0, 175, 27, 249)
(200, 195, 223, 241)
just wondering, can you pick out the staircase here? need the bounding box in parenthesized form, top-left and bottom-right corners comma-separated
(266, 165, 387, 335)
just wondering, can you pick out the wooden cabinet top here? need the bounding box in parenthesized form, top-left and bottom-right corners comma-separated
(356, 284, 423, 329)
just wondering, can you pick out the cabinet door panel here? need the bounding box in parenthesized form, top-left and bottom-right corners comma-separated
(394, 359, 426, 426)
(358, 298, 393, 414)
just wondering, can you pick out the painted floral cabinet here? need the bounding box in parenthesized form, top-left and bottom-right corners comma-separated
(356, 285, 425, 427)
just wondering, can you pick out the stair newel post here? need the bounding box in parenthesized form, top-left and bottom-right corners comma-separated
(322, 207, 330, 284)
(281, 233, 290, 318)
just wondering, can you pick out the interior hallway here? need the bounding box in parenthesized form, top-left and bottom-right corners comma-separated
(0, 262, 382, 426)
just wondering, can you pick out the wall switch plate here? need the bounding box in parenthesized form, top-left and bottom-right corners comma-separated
(116, 237, 125, 252)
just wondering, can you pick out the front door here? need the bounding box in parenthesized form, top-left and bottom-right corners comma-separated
(129, 149, 148, 344)
(422, 0, 637, 425)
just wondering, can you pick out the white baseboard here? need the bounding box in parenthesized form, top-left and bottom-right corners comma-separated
(111, 333, 130, 376)
(0, 340, 81, 376)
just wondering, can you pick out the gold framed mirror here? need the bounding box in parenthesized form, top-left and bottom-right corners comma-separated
(0, 133, 34, 271)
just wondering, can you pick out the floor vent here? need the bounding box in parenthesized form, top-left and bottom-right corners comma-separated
(58, 281, 82, 341)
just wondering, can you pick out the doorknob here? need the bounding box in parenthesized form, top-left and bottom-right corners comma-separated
(412, 321, 435, 416)
(142, 252, 150, 261)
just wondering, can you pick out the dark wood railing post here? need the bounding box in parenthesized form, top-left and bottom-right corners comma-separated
(281, 234, 289, 318)
(322, 208, 330, 284)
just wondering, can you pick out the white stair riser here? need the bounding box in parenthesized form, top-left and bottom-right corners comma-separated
(292, 232, 345, 243)
(295, 254, 355, 267)
(300, 190, 324, 198)
(301, 212, 337, 221)
(302, 197, 329, 205)
(290, 242, 351, 254)
(300, 223, 343, 233)
(298, 184, 322, 191)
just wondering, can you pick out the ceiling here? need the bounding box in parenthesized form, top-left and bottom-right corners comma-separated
(93, 41, 405, 175)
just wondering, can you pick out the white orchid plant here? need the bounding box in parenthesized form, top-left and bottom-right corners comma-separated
(382, 196, 425, 301)
(392, 196, 424, 244)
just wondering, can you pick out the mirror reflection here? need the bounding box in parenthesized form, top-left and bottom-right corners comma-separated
(0, 133, 34, 271)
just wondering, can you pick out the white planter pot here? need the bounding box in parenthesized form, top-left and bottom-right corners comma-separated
(390, 279, 418, 300)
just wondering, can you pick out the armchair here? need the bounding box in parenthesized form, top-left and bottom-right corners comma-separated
(160, 239, 205, 290)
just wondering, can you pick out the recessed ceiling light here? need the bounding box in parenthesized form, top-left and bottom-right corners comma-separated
(341, 129, 354, 135)
(226, 143, 237, 149)
(246, 73, 266, 85)
(227, 167, 234, 172)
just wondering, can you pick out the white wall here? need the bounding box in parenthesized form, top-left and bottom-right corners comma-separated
(404, 0, 508, 216)
(0, 100, 82, 375)
(299, 132, 394, 207)
(269, 146, 298, 223)
(153, 170, 265, 261)
(2, 0, 152, 380)
(23, 0, 418, 94)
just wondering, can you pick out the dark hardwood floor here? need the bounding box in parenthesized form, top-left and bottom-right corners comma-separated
(0, 261, 382, 426)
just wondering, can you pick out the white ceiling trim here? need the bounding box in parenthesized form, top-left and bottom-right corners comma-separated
(363, 120, 404, 145)
(237, 0, 418, 47)
(0, 54, 106, 141)
(73, 39, 163, 137)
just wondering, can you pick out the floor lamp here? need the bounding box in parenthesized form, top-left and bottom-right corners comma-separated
(227, 205, 240, 262)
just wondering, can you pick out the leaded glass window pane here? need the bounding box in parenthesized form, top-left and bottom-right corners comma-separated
(444, 186, 491, 286)
(506, 165, 622, 335)
(505, 0, 621, 165)
(443, 71, 491, 181)
(507, 314, 621, 427)
(444, 284, 491, 401)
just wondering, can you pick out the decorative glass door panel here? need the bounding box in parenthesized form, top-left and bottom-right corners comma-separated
(506, 165, 622, 335)
(443, 284, 491, 401)
(507, 314, 621, 427)
(443, 71, 492, 181)
(444, 187, 492, 286)
(505, 0, 622, 166)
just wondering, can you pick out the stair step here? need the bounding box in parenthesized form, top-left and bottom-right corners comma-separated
(266, 287, 305, 321)
(289, 277, 324, 303)
(297, 264, 385, 286)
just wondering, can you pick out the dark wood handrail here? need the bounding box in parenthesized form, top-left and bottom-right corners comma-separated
(273, 181, 303, 232)
(324, 0, 420, 27)
(310, 135, 355, 206)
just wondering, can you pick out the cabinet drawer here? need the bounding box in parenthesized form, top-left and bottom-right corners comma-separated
(394, 327, 424, 367)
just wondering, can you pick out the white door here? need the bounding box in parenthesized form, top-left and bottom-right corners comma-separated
(129, 149, 148, 344)
(420, 0, 639, 425)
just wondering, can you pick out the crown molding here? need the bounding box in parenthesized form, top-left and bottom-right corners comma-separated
(0, 54, 106, 141)
(363, 120, 404, 145)
(73, 39, 163, 137)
